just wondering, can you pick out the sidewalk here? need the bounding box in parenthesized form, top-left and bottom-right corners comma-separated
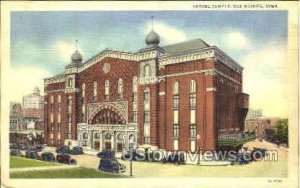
(10, 165, 79, 173)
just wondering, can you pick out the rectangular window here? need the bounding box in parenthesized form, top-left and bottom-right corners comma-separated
(144, 111, 150, 123)
(50, 104, 54, 112)
(173, 95, 179, 109)
(144, 92, 150, 101)
(173, 139, 179, 151)
(144, 137, 150, 144)
(93, 96, 97, 102)
(173, 110, 179, 124)
(190, 110, 196, 124)
(68, 115, 72, 123)
(173, 124, 179, 138)
(50, 139, 54, 145)
(58, 123, 61, 132)
(58, 139, 61, 145)
(190, 93, 196, 109)
(82, 113, 85, 122)
(190, 124, 196, 138)
(58, 103, 61, 112)
(50, 123, 54, 132)
(133, 111, 138, 123)
(105, 95, 109, 100)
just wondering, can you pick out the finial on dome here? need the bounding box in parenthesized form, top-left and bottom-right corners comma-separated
(70, 39, 82, 64)
(145, 16, 160, 46)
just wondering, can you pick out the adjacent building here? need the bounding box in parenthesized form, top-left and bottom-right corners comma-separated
(245, 117, 280, 139)
(9, 87, 44, 145)
(44, 29, 249, 152)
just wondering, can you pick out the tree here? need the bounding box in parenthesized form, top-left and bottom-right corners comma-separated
(275, 119, 288, 144)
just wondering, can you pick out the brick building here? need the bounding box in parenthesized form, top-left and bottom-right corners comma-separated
(44, 29, 249, 152)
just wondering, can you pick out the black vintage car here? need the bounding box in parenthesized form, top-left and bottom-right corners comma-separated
(69, 146, 84, 155)
(55, 146, 70, 153)
(10, 149, 21, 156)
(56, 154, 77, 165)
(25, 149, 40, 159)
(98, 159, 126, 173)
(160, 152, 185, 165)
(35, 145, 44, 152)
(97, 150, 126, 173)
(251, 147, 268, 161)
(41, 152, 55, 162)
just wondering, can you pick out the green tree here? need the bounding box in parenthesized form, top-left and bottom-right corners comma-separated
(275, 119, 288, 144)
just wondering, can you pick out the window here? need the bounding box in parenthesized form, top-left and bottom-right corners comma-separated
(173, 95, 179, 109)
(58, 103, 61, 112)
(173, 124, 179, 138)
(67, 78, 72, 87)
(190, 80, 196, 93)
(144, 88, 150, 101)
(105, 80, 109, 100)
(144, 137, 150, 144)
(58, 123, 61, 132)
(82, 83, 85, 97)
(144, 111, 150, 123)
(190, 124, 196, 138)
(50, 123, 54, 132)
(93, 81, 97, 101)
(50, 104, 54, 112)
(133, 111, 138, 123)
(190, 94, 196, 109)
(58, 139, 61, 145)
(144, 64, 151, 77)
(83, 132, 88, 139)
(82, 113, 85, 122)
(173, 81, 179, 95)
(68, 115, 72, 123)
(133, 76, 138, 92)
(94, 133, 100, 139)
(50, 139, 54, 145)
(118, 78, 123, 98)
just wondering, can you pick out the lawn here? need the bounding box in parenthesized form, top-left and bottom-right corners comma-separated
(10, 167, 127, 178)
(10, 156, 58, 168)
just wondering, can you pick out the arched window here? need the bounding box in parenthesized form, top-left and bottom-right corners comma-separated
(93, 81, 97, 101)
(67, 78, 72, 87)
(144, 64, 151, 77)
(94, 132, 100, 139)
(105, 80, 109, 100)
(118, 78, 123, 98)
(83, 132, 88, 139)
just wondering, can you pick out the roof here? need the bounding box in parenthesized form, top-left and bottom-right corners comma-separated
(161, 38, 210, 55)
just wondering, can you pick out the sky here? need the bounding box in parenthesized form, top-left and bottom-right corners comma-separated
(10, 11, 288, 117)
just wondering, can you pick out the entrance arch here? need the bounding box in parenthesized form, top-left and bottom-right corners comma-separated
(89, 106, 126, 125)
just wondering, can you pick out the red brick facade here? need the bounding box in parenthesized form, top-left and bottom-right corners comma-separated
(44, 39, 248, 151)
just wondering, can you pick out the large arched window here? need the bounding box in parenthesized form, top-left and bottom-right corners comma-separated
(118, 78, 123, 98)
(105, 80, 109, 100)
(144, 64, 151, 77)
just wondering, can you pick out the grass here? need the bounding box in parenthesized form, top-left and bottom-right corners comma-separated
(10, 167, 127, 178)
(10, 156, 58, 168)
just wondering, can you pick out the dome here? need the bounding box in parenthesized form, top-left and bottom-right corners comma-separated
(71, 50, 82, 64)
(145, 30, 160, 46)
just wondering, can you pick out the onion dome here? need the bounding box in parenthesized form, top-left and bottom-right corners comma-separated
(145, 30, 160, 46)
(71, 50, 82, 64)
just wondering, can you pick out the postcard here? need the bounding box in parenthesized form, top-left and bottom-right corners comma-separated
(1, 1, 298, 188)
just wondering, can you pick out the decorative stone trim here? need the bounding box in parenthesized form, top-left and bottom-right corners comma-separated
(159, 91, 165, 96)
(44, 76, 65, 85)
(138, 76, 158, 85)
(65, 88, 80, 93)
(45, 89, 65, 93)
(206, 87, 217, 92)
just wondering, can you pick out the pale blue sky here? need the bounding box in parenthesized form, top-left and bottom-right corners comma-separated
(10, 11, 289, 116)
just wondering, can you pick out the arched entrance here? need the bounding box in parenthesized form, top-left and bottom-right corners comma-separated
(91, 108, 126, 125)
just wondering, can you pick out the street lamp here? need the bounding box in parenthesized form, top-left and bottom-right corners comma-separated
(129, 136, 134, 177)
(197, 134, 201, 165)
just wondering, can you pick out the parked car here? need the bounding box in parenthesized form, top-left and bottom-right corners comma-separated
(160, 152, 185, 165)
(41, 152, 55, 162)
(56, 154, 77, 165)
(35, 145, 44, 152)
(25, 149, 40, 159)
(10, 143, 19, 149)
(10, 149, 21, 156)
(98, 158, 126, 173)
(55, 146, 70, 154)
(97, 150, 115, 159)
(19, 144, 28, 150)
(69, 146, 84, 155)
